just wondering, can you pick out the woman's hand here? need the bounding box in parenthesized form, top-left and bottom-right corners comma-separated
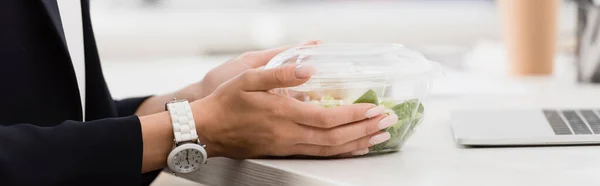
(183, 40, 321, 101)
(138, 43, 397, 172)
(135, 41, 320, 116)
(191, 63, 398, 159)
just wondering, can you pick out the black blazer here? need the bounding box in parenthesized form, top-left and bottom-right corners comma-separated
(1, 0, 160, 185)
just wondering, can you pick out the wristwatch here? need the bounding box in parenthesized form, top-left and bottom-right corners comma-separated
(165, 99, 207, 174)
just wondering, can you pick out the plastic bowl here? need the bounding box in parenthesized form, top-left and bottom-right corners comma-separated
(265, 43, 443, 155)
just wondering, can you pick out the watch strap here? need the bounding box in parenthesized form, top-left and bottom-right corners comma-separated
(166, 100, 198, 143)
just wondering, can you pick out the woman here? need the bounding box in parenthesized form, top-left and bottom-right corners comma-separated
(0, 0, 394, 185)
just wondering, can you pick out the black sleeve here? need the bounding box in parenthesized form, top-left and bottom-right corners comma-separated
(114, 96, 164, 186)
(114, 96, 152, 117)
(0, 116, 143, 186)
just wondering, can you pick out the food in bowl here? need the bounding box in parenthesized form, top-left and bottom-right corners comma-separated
(265, 43, 441, 155)
(303, 88, 424, 153)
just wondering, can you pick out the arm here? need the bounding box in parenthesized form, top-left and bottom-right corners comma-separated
(113, 96, 168, 185)
(0, 112, 181, 185)
(0, 44, 391, 185)
(0, 116, 145, 185)
(132, 84, 202, 116)
(114, 96, 152, 117)
(131, 41, 322, 117)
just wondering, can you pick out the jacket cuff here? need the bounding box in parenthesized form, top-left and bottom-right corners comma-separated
(80, 115, 144, 184)
(114, 96, 153, 117)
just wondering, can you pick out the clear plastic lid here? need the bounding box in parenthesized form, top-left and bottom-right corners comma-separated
(265, 43, 443, 91)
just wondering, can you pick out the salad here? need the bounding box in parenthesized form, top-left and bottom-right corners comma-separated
(307, 89, 425, 154)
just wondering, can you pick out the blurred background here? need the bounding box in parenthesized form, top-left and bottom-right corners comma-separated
(91, 0, 578, 99)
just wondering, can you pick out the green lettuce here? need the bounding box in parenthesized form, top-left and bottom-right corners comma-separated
(352, 89, 379, 106)
(352, 90, 424, 153)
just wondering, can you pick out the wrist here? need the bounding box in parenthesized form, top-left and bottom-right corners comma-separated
(190, 96, 221, 158)
(173, 85, 199, 102)
(139, 111, 175, 172)
(194, 79, 213, 100)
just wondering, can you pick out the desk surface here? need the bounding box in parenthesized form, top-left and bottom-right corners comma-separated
(175, 93, 600, 186)
(102, 57, 600, 186)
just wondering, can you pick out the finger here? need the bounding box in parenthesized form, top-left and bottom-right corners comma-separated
(299, 40, 322, 45)
(293, 132, 391, 157)
(337, 148, 370, 158)
(290, 103, 386, 128)
(258, 40, 321, 61)
(238, 64, 316, 91)
(301, 114, 397, 146)
(242, 46, 294, 68)
(243, 40, 322, 68)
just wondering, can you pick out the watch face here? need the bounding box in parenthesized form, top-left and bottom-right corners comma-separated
(168, 143, 207, 174)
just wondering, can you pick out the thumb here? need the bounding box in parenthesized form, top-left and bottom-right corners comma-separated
(239, 64, 317, 91)
(243, 40, 322, 68)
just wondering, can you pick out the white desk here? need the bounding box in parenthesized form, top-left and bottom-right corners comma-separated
(177, 94, 600, 186)
(102, 57, 600, 186)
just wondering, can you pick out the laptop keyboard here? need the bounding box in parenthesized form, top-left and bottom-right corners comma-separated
(581, 110, 600, 134)
(543, 110, 600, 135)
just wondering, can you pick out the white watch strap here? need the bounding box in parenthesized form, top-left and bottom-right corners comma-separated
(167, 100, 198, 143)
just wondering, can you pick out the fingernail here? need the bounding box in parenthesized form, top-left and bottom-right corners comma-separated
(350, 148, 369, 156)
(365, 105, 385, 118)
(378, 114, 398, 130)
(369, 132, 391, 145)
(301, 40, 321, 45)
(295, 64, 316, 78)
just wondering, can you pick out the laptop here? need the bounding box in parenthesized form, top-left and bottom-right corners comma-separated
(451, 109, 600, 146)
